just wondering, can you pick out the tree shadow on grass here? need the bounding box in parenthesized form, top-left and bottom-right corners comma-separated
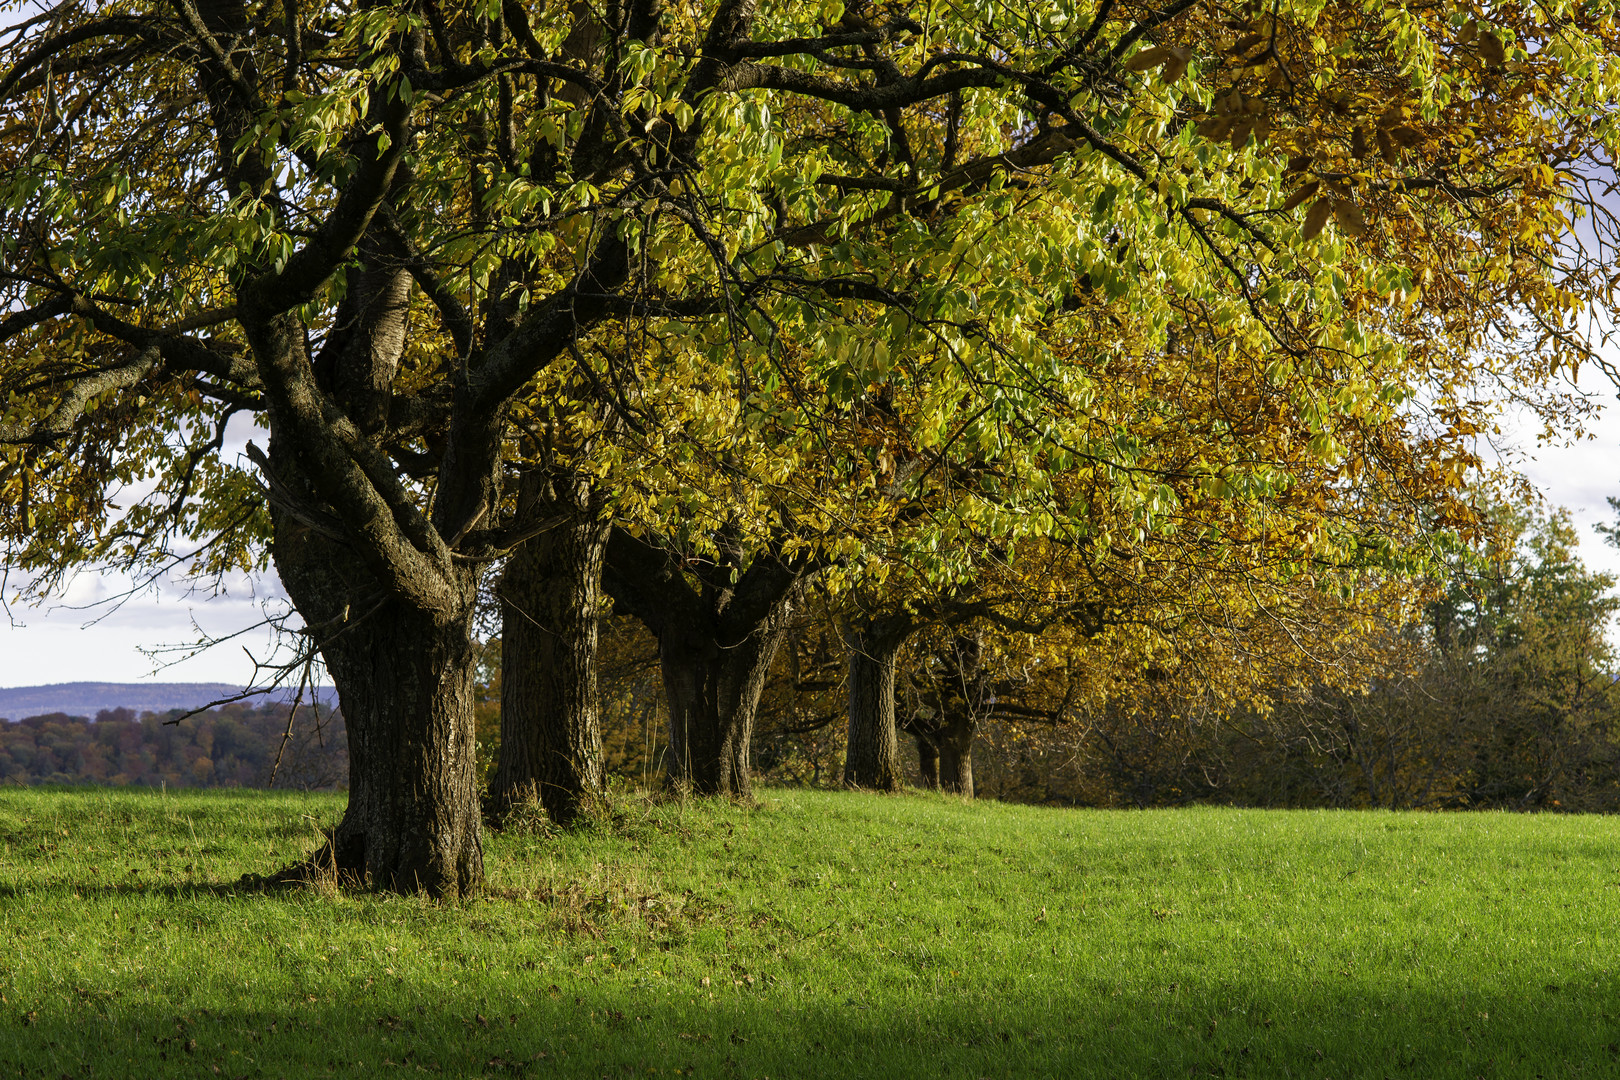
(0, 873, 321, 904)
(7, 973, 1619, 1079)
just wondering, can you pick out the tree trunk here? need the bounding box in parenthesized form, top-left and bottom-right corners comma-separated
(937, 720, 975, 797)
(603, 528, 809, 799)
(842, 620, 909, 790)
(488, 503, 609, 825)
(273, 516, 483, 899)
(916, 735, 940, 789)
(658, 618, 787, 797)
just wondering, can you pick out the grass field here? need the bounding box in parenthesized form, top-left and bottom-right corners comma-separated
(1, 787, 1617, 1078)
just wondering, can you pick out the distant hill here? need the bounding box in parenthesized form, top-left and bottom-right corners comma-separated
(0, 682, 339, 721)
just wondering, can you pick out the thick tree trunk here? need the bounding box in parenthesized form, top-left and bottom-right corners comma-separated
(489, 504, 609, 825)
(937, 720, 975, 797)
(273, 517, 484, 898)
(842, 620, 909, 790)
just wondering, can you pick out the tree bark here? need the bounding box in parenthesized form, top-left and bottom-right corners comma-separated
(898, 628, 986, 796)
(254, 272, 490, 898)
(488, 494, 609, 825)
(272, 510, 484, 899)
(657, 618, 789, 796)
(842, 617, 911, 790)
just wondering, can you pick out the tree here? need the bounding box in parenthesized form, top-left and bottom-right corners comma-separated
(486, 406, 614, 825)
(603, 524, 812, 797)
(1430, 503, 1620, 808)
(3, 0, 1616, 893)
(901, 629, 993, 795)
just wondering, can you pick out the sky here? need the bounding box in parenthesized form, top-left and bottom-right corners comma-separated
(4, 360, 1620, 691)
(1499, 371, 1620, 572)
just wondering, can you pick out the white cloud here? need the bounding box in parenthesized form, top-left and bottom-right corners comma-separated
(1, 566, 299, 687)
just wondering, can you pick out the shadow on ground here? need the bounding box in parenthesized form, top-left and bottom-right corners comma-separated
(8, 972, 1618, 1079)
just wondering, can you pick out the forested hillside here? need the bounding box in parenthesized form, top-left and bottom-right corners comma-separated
(0, 704, 345, 790)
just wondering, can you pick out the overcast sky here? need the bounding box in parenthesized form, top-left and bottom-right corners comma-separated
(3, 360, 1619, 691)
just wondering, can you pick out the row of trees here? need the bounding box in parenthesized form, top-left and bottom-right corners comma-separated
(11, 497, 1611, 812)
(2, 0, 1618, 894)
(480, 502, 1620, 813)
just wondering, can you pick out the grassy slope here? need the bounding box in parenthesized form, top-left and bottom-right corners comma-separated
(0, 788, 1617, 1079)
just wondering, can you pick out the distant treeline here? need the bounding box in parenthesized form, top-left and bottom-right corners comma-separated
(0, 703, 347, 790)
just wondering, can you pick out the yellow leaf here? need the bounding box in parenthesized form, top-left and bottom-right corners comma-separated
(1162, 48, 1192, 83)
(1280, 180, 1320, 213)
(1332, 199, 1367, 236)
(1303, 199, 1332, 240)
(1124, 46, 1175, 71)
(1376, 127, 1397, 161)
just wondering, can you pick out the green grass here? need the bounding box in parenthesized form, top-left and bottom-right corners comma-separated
(1, 788, 1618, 1079)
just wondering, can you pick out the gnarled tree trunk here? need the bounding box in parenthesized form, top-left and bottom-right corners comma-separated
(488, 491, 609, 825)
(658, 617, 790, 796)
(898, 628, 986, 796)
(273, 510, 484, 898)
(252, 250, 492, 898)
(936, 719, 976, 797)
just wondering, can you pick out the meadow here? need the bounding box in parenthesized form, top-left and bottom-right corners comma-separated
(0, 786, 1616, 1078)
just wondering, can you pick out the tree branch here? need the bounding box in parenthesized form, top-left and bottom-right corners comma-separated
(0, 347, 159, 445)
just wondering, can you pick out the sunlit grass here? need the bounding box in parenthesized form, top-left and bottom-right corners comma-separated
(1, 786, 1617, 1077)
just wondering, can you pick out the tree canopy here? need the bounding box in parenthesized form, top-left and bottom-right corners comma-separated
(1, 0, 1616, 892)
